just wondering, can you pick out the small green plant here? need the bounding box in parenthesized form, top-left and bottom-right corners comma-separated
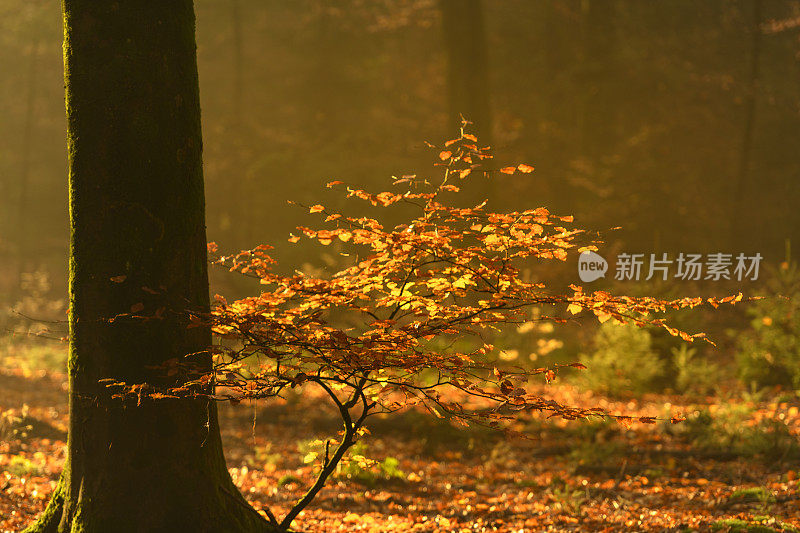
(735, 259, 800, 390)
(247, 443, 282, 469)
(277, 474, 301, 488)
(577, 322, 664, 396)
(643, 467, 665, 480)
(683, 404, 800, 462)
(0, 336, 68, 375)
(729, 487, 777, 513)
(297, 438, 326, 466)
(514, 478, 540, 488)
(672, 344, 719, 395)
(376, 457, 404, 479)
(338, 441, 406, 486)
(298, 439, 405, 486)
(548, 484, 587, 516)
(6, 456, 41, 478)
(711, 517, 798, 533)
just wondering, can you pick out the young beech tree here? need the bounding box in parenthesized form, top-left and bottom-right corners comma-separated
(27, 2, 274, 532)
(106, 127, 742, 530)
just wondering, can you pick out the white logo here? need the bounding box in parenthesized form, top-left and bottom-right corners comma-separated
(578, 251, 608, 283)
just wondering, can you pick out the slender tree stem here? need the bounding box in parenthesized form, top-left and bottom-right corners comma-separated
(280, 378, 370, 529)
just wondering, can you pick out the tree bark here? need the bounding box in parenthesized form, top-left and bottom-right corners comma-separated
(25, 2, 274, 531)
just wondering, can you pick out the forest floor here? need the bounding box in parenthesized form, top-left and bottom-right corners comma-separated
(1, 360, 799, 532)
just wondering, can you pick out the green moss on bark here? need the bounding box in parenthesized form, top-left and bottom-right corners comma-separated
(26, 2, 276, 531)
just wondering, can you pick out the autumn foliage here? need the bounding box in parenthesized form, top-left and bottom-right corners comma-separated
(104, 128, 743, 529)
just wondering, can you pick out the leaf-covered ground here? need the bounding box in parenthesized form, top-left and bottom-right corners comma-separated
(1, 364, 799, 532)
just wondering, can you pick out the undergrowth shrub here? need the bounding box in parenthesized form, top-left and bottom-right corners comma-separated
(735, 261, 800, 391)
(299, 439, 406, 486)
(681, 404, 800, 462)
(577, 322, 664, 396)
(7, 456, 41, 478)
(672, 345, 719, 395)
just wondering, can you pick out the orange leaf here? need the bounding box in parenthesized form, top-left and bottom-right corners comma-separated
(309, 205, 324, 213)
(517, 163, 535, 173)
(500, 166, 516, 174)
(567, 303, 582, 315)
(439, 150, 452, 161)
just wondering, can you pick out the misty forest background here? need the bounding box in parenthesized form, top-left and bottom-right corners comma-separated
(3, 1, 800, 531)
(4, 0, 800, 290)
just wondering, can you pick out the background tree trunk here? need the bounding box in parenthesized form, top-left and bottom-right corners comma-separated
(440, 0, 492, 147)
(731, 0, 762, 245)
(26, 2, 273, 531)
(580, 0, 617, 160)
(15, 37, 40, 297)
(229, 0, 252, 249)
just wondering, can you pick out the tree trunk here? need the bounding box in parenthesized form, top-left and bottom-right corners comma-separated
(580, 0, 617, 160)
(15, 37, 41, 296)
(440, 0, 492, 147)
(731, 0, 762, 246)
(229, 0, 252, 249)
(25, 2, 273, 531)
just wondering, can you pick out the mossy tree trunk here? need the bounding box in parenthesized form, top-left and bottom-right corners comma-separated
(26, 2, 274, 532)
